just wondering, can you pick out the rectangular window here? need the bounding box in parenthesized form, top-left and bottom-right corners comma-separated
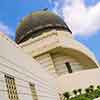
(4, 74, 19, 100)
(65, 62, 72, 73)
(29, 82, 38, 100)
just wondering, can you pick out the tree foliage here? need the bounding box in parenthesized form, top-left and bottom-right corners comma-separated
(63, 85, 100, 100)
(63, 92, 70, 100)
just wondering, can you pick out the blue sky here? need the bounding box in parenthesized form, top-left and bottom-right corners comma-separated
(0, 0, 100, 62)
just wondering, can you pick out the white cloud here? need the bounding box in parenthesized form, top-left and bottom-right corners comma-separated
(0, 22, 14, 39)
(50, 0, 100, 36)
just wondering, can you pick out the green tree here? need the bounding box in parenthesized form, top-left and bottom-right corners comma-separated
(97, 85, 100, 90)
(85, 88, 90, 97)
(63, 92, 70, 100)
(85, 88, 90, 94)
(78, 88, 82, 95)
(72, 89, 77, 96)
(89, 85, 94, 92)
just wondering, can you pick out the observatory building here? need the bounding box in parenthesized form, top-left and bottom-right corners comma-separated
(0, 11, 100, 100)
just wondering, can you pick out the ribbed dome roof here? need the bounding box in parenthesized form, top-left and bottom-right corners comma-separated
(16, 11, 72, 44)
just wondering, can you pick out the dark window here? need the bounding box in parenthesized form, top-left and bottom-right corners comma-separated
(29, 82, 38, 100)
(65, 62, 72, 73)
(4, 74, 19, 100)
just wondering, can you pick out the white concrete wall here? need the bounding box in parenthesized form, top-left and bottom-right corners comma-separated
(57, 31, 99, 67)
(20, 30, 99, 68)
(35, 51, 87, 77)
(35, 53, 57, 76)
(51, 52, 83, 76)
(18, 30, 100, 95)
(20, 31, 59, 57)
(0, 33, 59, 100)
(57, 68, 100, 93)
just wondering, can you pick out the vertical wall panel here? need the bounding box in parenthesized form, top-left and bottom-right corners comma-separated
(0, 34, 59, 100)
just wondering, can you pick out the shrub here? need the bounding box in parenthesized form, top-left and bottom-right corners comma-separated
(63, 92, 70, 100)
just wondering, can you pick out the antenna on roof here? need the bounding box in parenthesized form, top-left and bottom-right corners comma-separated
(43, 8, 48, 11)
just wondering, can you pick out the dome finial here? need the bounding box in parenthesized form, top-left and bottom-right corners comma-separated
(43, 8, 48, 11)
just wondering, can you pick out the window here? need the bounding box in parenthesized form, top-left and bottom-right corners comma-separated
(65, 62, 72, 73)
(4, 74, 19, 100)
(29, 82, 38, 100)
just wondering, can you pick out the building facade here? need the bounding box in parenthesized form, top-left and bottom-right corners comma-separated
(0, 11, 100, 100)
(0, 33, 59, 100)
